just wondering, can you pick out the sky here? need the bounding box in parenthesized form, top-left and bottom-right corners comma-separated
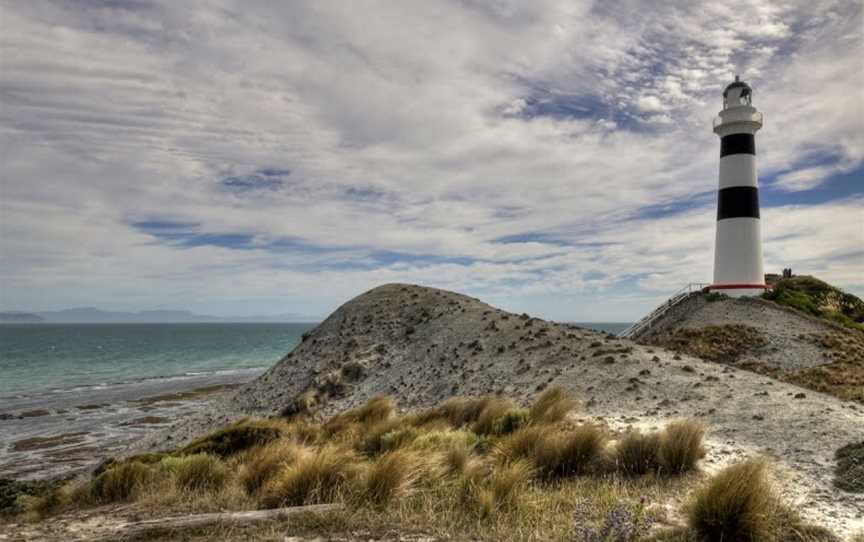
(0, 0, 862, 322)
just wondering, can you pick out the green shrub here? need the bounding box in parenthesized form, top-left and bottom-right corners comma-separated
(172, 454, 229, 492)
(179, 419, 282, 457)
(659, 420, 704, 475)
(615, 430, 661, 475)
(91, 461, 154, 503)
(529, 387, 577, 424)
(686, 459, 781, 542)
(834, 441, 864, 493)
(0, 479, 61, 515)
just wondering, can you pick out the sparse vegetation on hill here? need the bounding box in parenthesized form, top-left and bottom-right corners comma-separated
(651, 324, 766, 363)
(6, 390, 840, 541)
(834, 441, 864, 493)
(764, 276, 864, 331)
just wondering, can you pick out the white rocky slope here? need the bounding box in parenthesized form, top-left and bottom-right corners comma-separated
(139, 284, 863, 535)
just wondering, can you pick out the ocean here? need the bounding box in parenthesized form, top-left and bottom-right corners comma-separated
(0, 321, 629, 479)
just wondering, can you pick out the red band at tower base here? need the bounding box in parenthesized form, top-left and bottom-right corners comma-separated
(708, 283, 769, 290)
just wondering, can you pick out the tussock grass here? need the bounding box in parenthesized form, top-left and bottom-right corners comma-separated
(239, 440, 309, 494)
(171, 454, 229, 492)
(361, 449, 428, 506)
(615, 430, 662, 475)
(260, 445, 361, 508)
(529, 387, 577, 424)
(493, 425, 549, 462)
(323, 395, 396, 436)
(28, 393, 840, 542)
(658, 420, 705, 475)
(686, 458, 781, 541)
(91, 461, 154, 503)
(534, 424, 606, 479)
(472, 459, 533, 518)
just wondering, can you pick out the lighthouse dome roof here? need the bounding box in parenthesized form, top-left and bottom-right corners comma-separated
(723, 78, 751, 98)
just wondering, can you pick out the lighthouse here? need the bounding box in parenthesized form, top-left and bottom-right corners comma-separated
(710, 76, 767, 297)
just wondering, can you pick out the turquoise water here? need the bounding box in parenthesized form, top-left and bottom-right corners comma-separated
(0, 323, 314, 397)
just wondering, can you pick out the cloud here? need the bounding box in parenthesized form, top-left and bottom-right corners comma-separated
(0, 0, 862, 320)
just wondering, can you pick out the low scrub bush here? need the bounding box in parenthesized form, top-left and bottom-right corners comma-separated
(90, 461, 154, 503)
(834, 441, 864, 493)
(615, 431, 661, 476)
(260, 445, 361, 508)
(529, 387, 577, 424)
(180, 419, 283, 458)
(686, 458, 781, 541)
(658, 420, 704, 475)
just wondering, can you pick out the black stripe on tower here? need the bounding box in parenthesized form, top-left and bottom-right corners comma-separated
(720, 133, 755, 157)
(717, 186, 760, 220)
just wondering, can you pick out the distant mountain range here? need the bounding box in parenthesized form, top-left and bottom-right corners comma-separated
(0, 307, 319, 324)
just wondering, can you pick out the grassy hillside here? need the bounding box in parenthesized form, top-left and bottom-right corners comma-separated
(764, 276, 864, 331)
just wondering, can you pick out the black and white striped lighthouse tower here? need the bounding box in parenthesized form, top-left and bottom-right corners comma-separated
(710, 76, 767, 297)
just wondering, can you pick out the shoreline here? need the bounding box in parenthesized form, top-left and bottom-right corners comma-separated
(0, 370, 262, 481)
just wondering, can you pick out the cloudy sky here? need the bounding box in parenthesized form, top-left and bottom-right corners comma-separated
(0, 0, 862, 321)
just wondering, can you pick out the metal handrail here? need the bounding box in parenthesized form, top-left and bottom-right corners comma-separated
(619, 283, 709, 338)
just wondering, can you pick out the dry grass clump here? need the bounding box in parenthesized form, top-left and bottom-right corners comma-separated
(360, 449, 429, 506)
(239, 440, 309, 494)
(470, 460, 534, 518)
(260, 445, 361, 508)
(658, 420, 705, 475)
(534, 425, 606, 479)
(686, 458, 781, 541)
(473, 400, 530, 436)
(170, 454, 229, 492)
(90, 461, 154, 503)
(529, 387, 577, 424)
(323, 395, 396, 436)
(615, 430, 662, 475)
(179, 418, 283, 457)
(493, 425, 549, 462)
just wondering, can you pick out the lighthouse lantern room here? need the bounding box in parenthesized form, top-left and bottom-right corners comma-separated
(710, 76, 767, 297)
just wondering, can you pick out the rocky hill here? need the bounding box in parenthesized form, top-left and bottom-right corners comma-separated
(633, 288, 864, 404)
(135, 283, 864, 535)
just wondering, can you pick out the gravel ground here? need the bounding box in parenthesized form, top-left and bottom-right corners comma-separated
(126, 284, 863, 537)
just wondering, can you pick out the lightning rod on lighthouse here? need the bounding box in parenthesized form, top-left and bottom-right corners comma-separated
(710, 76, 767, 297)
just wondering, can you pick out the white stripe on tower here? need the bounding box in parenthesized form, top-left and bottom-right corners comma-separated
(711, 76, 766, 297)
